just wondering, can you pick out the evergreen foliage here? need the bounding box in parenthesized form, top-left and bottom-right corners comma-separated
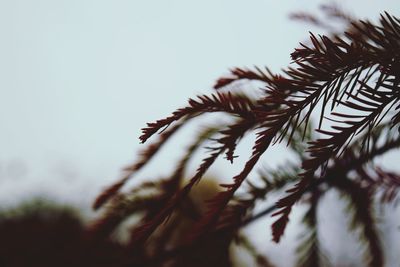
(94, 7, 400, 267)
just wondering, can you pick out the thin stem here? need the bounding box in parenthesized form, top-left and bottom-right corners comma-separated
(241, 137, 400, 227)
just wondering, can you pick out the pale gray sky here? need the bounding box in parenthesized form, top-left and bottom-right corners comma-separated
(0, 1, 399, 265)
(1, 0, 398, 206)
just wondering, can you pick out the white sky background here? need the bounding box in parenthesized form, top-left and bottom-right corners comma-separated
(0, 1, 399, 266)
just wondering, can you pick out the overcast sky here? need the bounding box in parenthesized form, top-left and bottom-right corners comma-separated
(1, 0, 398, 204)
(0, 1, 399, 265)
